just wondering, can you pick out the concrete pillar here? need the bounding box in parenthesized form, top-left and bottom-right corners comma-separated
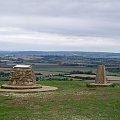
(95, 65, 107, 84)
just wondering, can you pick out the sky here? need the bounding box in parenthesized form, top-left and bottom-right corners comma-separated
(0, 0, 120, 52)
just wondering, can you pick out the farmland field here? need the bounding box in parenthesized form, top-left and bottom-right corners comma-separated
(35, 67, 96, 72)
(66, 74, 120, 81)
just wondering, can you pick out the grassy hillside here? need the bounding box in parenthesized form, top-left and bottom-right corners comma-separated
(0, 81, 120, 120)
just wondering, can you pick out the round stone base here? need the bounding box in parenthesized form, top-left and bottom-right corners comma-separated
(87, 83, 112, 87)
(1, 84, 42, 89)
(0, 86, 58, 93)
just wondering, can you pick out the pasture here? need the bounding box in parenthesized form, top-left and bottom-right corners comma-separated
(0, 81, 120, 120)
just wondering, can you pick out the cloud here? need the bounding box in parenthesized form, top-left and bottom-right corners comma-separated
(0, 27, 119, 52)
(0, 0, 120, 52)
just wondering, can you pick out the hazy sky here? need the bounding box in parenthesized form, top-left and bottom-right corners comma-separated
(0, 0, 120, 52)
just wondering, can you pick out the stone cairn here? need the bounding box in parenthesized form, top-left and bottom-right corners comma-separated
(1, 65, 41, 89)
(0, 65, 58, 92)
(9, 65, 36, 86)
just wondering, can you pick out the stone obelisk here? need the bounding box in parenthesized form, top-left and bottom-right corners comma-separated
(95, 65, 106, 84)
(88, 65, 112, 87)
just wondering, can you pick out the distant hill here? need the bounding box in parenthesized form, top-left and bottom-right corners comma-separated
(0, 51, 120, 58)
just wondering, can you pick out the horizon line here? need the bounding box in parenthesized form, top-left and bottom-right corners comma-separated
(0, 50, 119, 54)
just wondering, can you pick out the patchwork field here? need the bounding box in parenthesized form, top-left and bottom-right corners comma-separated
(35, 67, 95, 73)
(35, 70, 62, 76)
(0, 81, 120, 120)
(66, 74, 120, 81)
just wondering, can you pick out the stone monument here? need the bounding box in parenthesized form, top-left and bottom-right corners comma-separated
(9, 65, 36, 86)
(0, 65, 58, 93)
(95, 65, 106, 84)
(88, 65, 112, 87)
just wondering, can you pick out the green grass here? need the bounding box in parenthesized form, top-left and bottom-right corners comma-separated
(0, 80, 120, 120)
(35, 67, 95, 73)
(107, 71, 120, 76)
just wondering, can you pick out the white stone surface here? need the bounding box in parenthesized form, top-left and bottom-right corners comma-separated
(13, 65, 31, 68)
